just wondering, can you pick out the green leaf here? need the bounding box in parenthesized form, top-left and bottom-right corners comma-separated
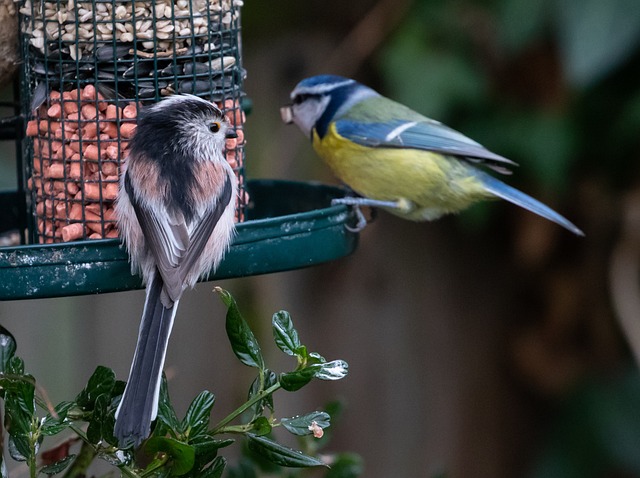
(76, 366, 115, 410)
(157, 376, 182, 434)
(250, 417, 271, 436)
(1, 374, 35, 418)
(314, 360, 349, 381)
(295, 345, 308, 360)
(7, 355, 24, 375)
(3, 374, 36, 448)
(183, 391, 215, 438)
(217, 288, 265, 370)
(101, 407, 118, 446)
(247, 435, 326, 468)
(248, 369, 278, 415)
(279, 368, 316, 392)
(8, 435, 30, 462)
(193, 437, 233, 451)
(145, 437, 196, 476)
(41, 401, 74, 436)
(281, 412, 331, 436)
(190, 436, 233, 471)
(307, 352, 326, 365)
(112, 380, 126, 400)
(86, 393, 109, 444)
(0, 325, 17, 373)
(272, 311, 300, 356)
(200, 456, 226, 478)
(280, 360, 348, 391)
(40, 454, 76, 476)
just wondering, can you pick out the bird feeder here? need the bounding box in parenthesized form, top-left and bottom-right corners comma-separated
(0, 0, 358, 300)
(20, 0, 248, 243)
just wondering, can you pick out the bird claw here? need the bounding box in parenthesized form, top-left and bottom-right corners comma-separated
(345, 205, 368, 232)
(331, 197, 380, 232)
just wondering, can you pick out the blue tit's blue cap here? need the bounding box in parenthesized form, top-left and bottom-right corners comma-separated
(297, 75, 350, 86)
(295, 75, 356, 93)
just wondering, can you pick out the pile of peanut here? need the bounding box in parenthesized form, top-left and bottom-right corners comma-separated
(26, 85, 245, 243)
(21, 0, 243, 60)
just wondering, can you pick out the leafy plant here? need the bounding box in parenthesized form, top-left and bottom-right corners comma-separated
(0, 288, 359, 477)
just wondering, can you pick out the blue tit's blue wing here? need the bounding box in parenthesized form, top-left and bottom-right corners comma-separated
(334, 119, 517, 172)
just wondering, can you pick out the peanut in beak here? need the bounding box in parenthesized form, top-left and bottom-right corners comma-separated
(280, 105, 294, 124)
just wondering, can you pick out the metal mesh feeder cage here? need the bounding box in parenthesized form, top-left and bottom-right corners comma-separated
(19, 0, 248, 243)
(0, 2, 361, 300)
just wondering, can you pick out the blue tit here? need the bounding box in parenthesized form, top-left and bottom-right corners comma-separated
(281, 75, 583, 236)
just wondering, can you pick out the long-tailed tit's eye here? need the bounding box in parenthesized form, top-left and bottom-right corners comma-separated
(209, 122, 221, 133)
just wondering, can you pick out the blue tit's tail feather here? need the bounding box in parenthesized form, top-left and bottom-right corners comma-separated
(114, 273, 178, 447)
(477, 171, 584, 236)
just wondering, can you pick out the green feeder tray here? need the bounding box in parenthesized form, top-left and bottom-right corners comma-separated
(0, 180, 359, 300)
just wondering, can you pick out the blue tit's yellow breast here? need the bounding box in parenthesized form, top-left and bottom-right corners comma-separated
(312, 123, 491, 220)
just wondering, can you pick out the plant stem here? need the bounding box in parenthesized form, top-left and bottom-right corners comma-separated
(140, 456, 169, 478)
(67, 424, 89, 442)
(210, 383, 280, 434)
(28, 452, 36, 478)
(62, 441, 96, 478)
(29, 417, 39, 478)
(120, 465, 143, 478)
(66, 424, 141, 478)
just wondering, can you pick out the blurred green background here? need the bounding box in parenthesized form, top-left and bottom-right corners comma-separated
(4, 0, 640, 476)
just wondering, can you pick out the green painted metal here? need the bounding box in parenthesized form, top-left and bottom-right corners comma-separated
(0, 180, 359, 300)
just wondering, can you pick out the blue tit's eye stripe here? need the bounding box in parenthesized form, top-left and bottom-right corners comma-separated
(293, 93, 312, 104)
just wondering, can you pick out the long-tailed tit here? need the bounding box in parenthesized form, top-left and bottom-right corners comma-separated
(114, 94, 238, 446)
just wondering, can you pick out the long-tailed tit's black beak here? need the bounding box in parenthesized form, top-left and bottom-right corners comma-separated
(225, 128, 237, 139)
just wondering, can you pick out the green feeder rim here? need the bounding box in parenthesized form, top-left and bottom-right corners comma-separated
(0, 180, 360, 301)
